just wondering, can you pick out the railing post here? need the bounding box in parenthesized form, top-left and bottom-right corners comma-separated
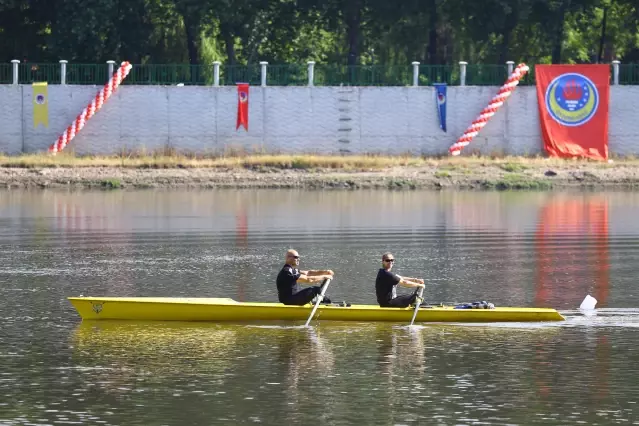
(59, 60, 68, 85)
(213, 61, 221, 86)
(506, 61, 514, 76)
(307, 61, 315, 87)
(11, 60, 20, 85)
(412, 61, 420, 87)
(107, 60, 116, 79)
(612, 60, 620, 85)
(260, 61, 268, 87)
(459, 61, 468, 86)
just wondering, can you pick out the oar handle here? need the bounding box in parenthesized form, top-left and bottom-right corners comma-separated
(416, 286, 424, 302)
(409, 286, 425, 326)
(304, 277, 333, 327)
(317, 277, 331, 301)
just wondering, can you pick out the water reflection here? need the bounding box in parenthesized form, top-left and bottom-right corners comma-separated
(3, 189, 639, 425)
(71, 321, 340, 424)
(375, 326, 426, 377)
(69, 321, 594, 425)
(535, 194, 610, 307)
(236, 202, 249, 301)
(0, 190, 620, 308)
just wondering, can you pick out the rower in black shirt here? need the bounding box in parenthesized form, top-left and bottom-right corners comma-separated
(276, 249, 335, 305)
(375, 252, 425, 308)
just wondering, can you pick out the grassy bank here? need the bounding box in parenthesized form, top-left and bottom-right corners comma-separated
(0, 152, 627, 170)
(0, 153, 637, 191)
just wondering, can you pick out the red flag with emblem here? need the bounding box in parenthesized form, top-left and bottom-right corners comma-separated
(236, 83, 249, 131)
(535, 64, 609, 161)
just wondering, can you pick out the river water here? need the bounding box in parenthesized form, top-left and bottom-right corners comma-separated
(1, 189, 638, 425)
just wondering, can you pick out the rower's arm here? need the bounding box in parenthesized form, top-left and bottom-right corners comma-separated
(297, 273, 330, 284)
(397, 275, 425, 288)
(304, 269, 335, 277)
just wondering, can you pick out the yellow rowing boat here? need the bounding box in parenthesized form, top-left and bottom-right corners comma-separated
(67, 296, 566, 323)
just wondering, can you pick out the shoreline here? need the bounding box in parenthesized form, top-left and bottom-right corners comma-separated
(1, 155, 638, 190)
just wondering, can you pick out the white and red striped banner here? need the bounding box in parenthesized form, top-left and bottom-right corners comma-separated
(49, 61, 132, 154)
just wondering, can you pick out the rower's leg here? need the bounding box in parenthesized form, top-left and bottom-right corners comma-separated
(311, 286, 332, 304)
(284, 287, 332, 305)
(385, 293, 415, 308)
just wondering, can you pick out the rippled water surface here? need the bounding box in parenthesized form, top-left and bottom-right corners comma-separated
(1, 189, 639, 425)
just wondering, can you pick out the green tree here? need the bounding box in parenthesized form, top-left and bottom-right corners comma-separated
(1, 0, 638, 67)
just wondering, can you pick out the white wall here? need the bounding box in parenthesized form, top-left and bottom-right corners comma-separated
(0, 84, 638, 156)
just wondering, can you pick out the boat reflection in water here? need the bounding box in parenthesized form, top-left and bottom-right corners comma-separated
(71, 321, 239, 399)
(71, 320, 338, 423)
(71, 317, 618, 424)
(72, 321, 610, 424)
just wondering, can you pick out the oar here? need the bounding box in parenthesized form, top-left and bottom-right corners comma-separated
(409, 286, 425, 326)
(304, 277, 332, 327)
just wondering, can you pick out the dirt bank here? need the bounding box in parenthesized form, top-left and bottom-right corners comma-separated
(1, 159, 638, 190)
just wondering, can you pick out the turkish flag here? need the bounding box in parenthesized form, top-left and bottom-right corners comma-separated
(236, 83, 249, 131)
(535, 64, 609, 160)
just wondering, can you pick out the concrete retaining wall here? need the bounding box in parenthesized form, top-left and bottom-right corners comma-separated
(1, 85, 638, 156)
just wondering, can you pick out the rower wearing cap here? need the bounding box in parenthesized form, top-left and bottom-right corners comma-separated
(276, 249, 335, 305)
(375, 252, 425, 308)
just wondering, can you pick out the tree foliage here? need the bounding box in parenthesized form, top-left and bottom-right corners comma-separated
(0, 0, 637, 65)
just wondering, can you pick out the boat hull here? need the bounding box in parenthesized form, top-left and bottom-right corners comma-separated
(67, 297, 566, 323)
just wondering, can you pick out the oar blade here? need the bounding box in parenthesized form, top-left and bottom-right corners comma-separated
(579, 294, 598, 310)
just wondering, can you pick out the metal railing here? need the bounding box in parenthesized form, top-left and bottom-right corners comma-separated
(17, 63, 61, 85)
(418, 65, 455, 86)
(314, 64, 413, 86)
(67, 64, 109, 85)
(0, 60, 636, 86)
(619, 64, 639, 85)
(219, 64, 262, 86)
(0, 63, 11, 84)
(124, 63, 214, 86)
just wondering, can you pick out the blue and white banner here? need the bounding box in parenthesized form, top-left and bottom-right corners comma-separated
(434, 83, 447, 132)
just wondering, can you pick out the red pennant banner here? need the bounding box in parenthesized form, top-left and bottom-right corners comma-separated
(236, 83, 249, 131)
(535, 64, 610, 161)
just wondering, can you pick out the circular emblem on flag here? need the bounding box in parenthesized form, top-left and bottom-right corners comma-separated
(35, 94, 46, 105)
(437, 92, 446, 105)
(239, 91, 248, 103)
(544, 73, 598, 127)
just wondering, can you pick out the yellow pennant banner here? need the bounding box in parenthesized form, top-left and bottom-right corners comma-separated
(33, 82, 49, 128)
